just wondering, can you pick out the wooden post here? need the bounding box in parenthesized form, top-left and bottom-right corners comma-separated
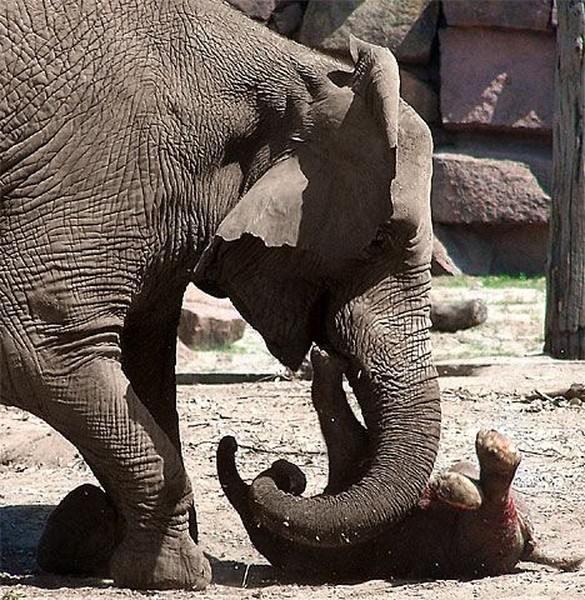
(545, 0, 585, 358)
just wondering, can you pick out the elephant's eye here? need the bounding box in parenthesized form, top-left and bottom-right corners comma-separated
(368, 228, 389, 254)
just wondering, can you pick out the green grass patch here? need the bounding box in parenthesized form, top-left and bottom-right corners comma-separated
(434, 275, 546, 291)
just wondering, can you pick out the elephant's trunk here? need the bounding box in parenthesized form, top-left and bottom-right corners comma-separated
(249, 270, 441, 548)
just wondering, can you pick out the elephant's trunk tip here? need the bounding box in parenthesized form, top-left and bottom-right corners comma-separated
(219, 435, 238, 456)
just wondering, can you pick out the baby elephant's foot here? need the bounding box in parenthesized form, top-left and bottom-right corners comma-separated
(476, 429, 521, 477)
(37, 484, 119, 577)
(110, 531, 211, 590)
(430, 470, 483, 510)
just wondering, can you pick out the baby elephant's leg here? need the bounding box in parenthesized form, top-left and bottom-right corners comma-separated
(310, 347, 369, 494)
(475, 429, 521, 504)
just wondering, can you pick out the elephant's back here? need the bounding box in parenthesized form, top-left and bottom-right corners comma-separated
(0, 1, 169, 237)
(0, 1, 153, 154)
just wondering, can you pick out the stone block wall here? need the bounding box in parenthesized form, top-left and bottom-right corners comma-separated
(227, 0, 557, 275)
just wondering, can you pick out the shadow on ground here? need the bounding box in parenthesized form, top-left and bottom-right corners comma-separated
(0, 505, 52, 575)
(0, 505, 281, 591)
(209, 556, 279, 588)
(0, 506, 459, 592)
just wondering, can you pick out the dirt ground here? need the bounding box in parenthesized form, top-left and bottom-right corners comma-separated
(2, 282, 585, 599)
(2, 368, 585, 600)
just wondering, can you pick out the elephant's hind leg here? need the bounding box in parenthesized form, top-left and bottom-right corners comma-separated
(33, 351, 210, 590)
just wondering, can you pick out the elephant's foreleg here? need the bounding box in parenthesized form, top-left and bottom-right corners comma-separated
(35, 355, 210, 590)
(310, 347, 369, 494)
(121, 293, 199, 541)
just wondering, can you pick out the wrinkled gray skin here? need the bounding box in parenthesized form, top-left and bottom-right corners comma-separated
(0, 0, 440, 590)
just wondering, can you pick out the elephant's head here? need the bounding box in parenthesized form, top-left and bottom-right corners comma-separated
(194, 38, 440, 553)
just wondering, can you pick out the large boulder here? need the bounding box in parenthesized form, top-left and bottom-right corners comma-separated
(440, 28, 555, 132)
(431, 148, 551, 225)
(298, 0, 438, 64)
(443, 0, 554, 31)
(400, 69, 439, 123)
(434, 222, 548, 276)
(179, 285, 246, 350)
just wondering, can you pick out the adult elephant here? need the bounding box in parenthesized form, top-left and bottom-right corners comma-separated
(0, 0, 440, 590)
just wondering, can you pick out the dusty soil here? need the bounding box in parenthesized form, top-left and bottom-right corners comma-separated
(2, 367, 585, 600)
(2, 281, 585, 599)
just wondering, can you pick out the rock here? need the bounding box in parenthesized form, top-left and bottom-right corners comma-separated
(443, 0, 553, 31)
(431, 149, 551, 225)
(434, 223, 495, 275)
(430, 299, 488, 332)
(226, 0, 276, 21)
(298, 0, 438, 64)
(566, 383, 585, 401)
(440, 28, 555, 132)
(179, 285, 246, 350)
(434, 222, 548, 276)
(0, 430, 79, 469)
(401, 69, 439, 123)
(269, 0, 307, 36)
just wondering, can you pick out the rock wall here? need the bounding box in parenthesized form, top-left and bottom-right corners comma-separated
(227, 0, 556, 275)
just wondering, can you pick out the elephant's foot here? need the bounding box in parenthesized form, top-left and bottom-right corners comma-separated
(110, 530, 211, 590)
(37, 484, 119, 577)
(475, 429, 521, 502)
(476, 429, 521, 477)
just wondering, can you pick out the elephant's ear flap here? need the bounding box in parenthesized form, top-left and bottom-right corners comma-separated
(349, 34, 400, 150)
(192, 153, 311, 304)
(206, 156, 308, 252)
(192, 155, 321, 368)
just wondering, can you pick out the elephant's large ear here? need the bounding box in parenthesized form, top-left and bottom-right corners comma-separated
(194, 38, 431, 368)
(200, 38, 401, 268)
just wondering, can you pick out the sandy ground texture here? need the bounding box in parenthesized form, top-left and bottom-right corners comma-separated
(2, 280, 584, 599)
(2, 361, 585, 600)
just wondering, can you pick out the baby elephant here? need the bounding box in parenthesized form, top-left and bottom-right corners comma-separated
(217, 347, 582, 581)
